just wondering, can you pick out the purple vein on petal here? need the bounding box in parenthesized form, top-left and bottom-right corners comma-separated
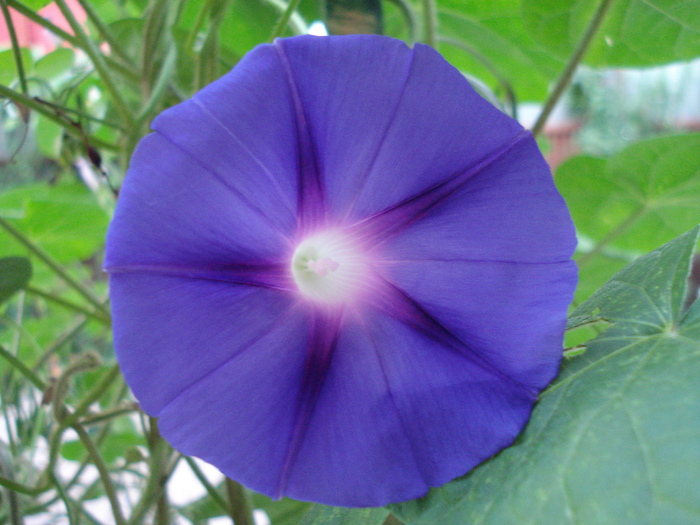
(355, 313, 430, 488)
(368, 273, 537, 397)
(273, 39, 326, 232)
(105, 263, 293, 291)
(191, 98, 296, 216)
(274, 307, 343, 499)
(347, 129, 532, 245)
(154, 130, 294, 246)
(341, 47, 418, 223)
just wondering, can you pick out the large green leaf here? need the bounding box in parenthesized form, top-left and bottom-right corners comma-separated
(299, 505, 389, 525)
(0, 183, 109, 263)
(557, 133, 700, 280)
(522, 0, 700, 67)
(557, 134, 700, 305)
(393, 227, 700, 524)
(252, 494, 312, 525)
(0, 257, 32, 305)
(437, 0, 564, 101)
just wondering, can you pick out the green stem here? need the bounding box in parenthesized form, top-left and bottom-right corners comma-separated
(32, 316, 90, 372)
(34, 97, 127, 131)
(133, 45, 177, 131)
(25, 285, 111, 325)
(50, 473, 80, 525)
(386, 0, 418, 43)
(225, 478, 254, 525)
(128, 418, 169, 525)
(0, 474, 42, 495)
(150, 419, 170, 525)
(75, 0, 131, 64)
(81, 403, 138, 425)
(576, 204, 646, 267)
(54, 0, 134, 126)
(438, 36, 517, 118)
(0, 218, 111, 319)
(261, 0, 307, 34)
(184, 456, 230, 515)
(6, 0, 139, 81)
(421, 0, 437, 47)
(183, 0, 213, 53)
(532, 0, 615, 137)
(0, 344, 45, 389)
(268, 0, 302, 41)
(0, 84, 119, 151)
(73, 424, 127, 525)
(61, 364, 121, 429)
(0, 0, 28, 94)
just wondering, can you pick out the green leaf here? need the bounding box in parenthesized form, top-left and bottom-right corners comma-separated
(22, 0, 53, 8)
(0, 257, 32, 304)
(299, 505, 389, 525)
(107, 18, 145, 63)
(61, 431, 146, 465)
(0, 183, 109, 263)
(34, 48, 75, 81)
(557, 134, 700, 293)
(0, 48, 33, 86)
(35, 114, 64, 159)
(218, 0, 281, 57)
(436, 0, 565, 102)
(393, 227, 700, 524)
(522, 0, 700, 67)
(251, 494, 312, 525)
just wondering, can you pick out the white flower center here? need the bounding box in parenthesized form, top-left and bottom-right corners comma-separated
(291, 232, 366, 304)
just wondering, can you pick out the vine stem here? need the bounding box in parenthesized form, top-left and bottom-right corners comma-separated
(421, 0, 437, 47)
(531, 0, 615, 137)
(74, 0, 132, 64)
(0, 0, 28, 94)
(53, 0, 134, 126)
(25, 285, 111, 325)
(73, 424, 127, 525)
(0, 217, 110, 319)
(183, 457, 231, 516)
(225, 478, 255, 525)
(268, 0, 302, 42)
(5, 0, 139, 81)
(0, 84, 119, 151)
(0, 345, 44, 390)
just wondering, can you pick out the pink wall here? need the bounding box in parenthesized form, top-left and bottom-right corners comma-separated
(0, 0, 85, 52)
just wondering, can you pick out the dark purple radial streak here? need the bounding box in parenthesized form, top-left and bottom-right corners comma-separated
(275, 307, 344, 498)
(347, 129, 531, 245)
(105, 262, 293, 291)
(364, 271, 537, 397)
(274, 40, 326, 232)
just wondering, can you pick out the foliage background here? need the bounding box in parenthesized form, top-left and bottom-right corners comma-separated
(1, 0, 699, 523)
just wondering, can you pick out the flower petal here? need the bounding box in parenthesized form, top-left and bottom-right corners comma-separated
(282, 308, 535, 506)
(370, 135, 577, 263)
(109, 273, 295, 414)
(156, 304, 314, 498)
(380, 259, 577, 391)
(149, 45, 299, 234)
(275, 35, 523, 222)
(104, 133, 292, 272)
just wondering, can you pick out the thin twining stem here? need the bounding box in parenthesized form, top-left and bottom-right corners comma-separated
(532, 0, 616, 137)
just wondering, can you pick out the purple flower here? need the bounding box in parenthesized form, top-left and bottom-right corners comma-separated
(105, 35, 577, 507)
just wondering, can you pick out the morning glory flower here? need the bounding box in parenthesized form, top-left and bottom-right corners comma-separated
(104, 35, 577, 507)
